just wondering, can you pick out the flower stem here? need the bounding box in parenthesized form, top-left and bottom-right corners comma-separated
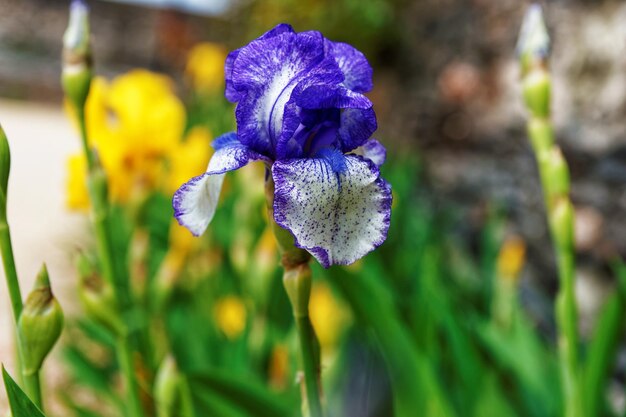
(282, 265, 323, 417)
(525, 99, 582, 417)
(76, 107, 144, 417)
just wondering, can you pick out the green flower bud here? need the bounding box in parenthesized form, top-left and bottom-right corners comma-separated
(550, 198, 574, 253)
(0, 124, 10, 221)
(522, 69, 551, 119)
(76, 254, 123, 334)
(283, 264, 312, 318)
(154, 355, 181, 417)
(517, 4, 550, 74)
(62, 0, 92, 111)
(17, 265, 64, 375)
(539, 148, 570, 201)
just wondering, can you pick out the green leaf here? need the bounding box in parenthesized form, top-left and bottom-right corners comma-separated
(2, 366, 46, 417)
(584, 261, 626, 417)
(188, 370, 295, 417)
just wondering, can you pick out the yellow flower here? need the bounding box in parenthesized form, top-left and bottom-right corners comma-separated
(166, 126, 212, 195)
(309, 282, 349, 350)
(497, 236, 526, 282)
(66, 154, 89, 210)
(214, 296, 247, 340)
(66, 69, 211, 209)
(185, 42, 227, 95)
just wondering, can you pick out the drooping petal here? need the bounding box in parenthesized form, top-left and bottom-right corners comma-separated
(225, 24, 295, 103)
(354, 138, 386, 166)
(233, 30, 334, 157)
(272, 155, 391, 267)
(326, 41, 373, 93)
(173, 132, 268, 236)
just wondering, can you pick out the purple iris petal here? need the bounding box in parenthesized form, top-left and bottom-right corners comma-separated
(356, 138, 387, 167)
(225, 24, 296, 103)
(325, 40, 374, 93)
(272, 155, 392, 268)
(338, 107, 378, 153)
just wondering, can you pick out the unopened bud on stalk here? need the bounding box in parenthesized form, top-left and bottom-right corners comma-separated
(283, 264, 312, 318)
(62, 0, 92, 111)
(550, 198, 574, 252)
(0, 124, 10, 221)
(154, 355, 181, 417)
(517, 4, 550, 74)
(522, 69, 551, 119)
(17, 265, 64, 375)
(76, 254, 122, 333)
(540, 148, 570, 201)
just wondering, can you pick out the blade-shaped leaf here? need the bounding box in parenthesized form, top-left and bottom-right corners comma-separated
(2, 366, 46, 417)
(188, 370, 295, 417)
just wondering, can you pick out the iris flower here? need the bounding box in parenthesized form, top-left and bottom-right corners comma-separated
(174, 24, 391, 268)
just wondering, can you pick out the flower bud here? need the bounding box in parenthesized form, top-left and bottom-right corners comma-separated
(62, 0, 92, 111)
(76, 254, 122, 333)
(522, 69, 551, 119)
(550, 198, 574, 253)
(154, 355, 181, 417)
(17, 265, 64, 375)
(0, 124, 10, 221)
(283, 264, 312, 318)
(539, 148, 570, 201)
(517, 4, 550, 74)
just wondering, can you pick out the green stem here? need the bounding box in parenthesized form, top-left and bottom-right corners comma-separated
(294, 314, 323, 417)
(76, 104, 143, 417)
(527, 119, 581, 417)
(23, 371, 42, 410)
(0, 221, 22, 319)
(117, 337, 144, 417)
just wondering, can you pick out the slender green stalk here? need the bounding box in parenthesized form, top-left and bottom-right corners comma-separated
(116, 336, 144, 417)
(281, 265, 323, 417)
(293, 303, 323, 417)
(76, 105, 143, 417)
(0, 221, 22, 319)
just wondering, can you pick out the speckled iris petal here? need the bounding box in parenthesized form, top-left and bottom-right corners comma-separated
(225, 24, 295, 103)
(355, 138, 386, 166)
(326, 40, 374, 93)
(272, 155, 392, 267)
(173, 132, 268, 236)
(233, 30, 341, 157)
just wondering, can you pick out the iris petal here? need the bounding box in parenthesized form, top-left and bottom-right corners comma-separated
(354, 138, 387, 166)
(173, 132, 268, 236)
(272, 155, 392, 267)
(326, 41, 374, 93)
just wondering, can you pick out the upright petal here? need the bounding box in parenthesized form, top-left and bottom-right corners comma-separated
(272, 155, 391, 267)
(173, 132, 268, 236)
(233, 31, 345, 157)
(326, 41, 373, 93)
(225, 24, 295, 103)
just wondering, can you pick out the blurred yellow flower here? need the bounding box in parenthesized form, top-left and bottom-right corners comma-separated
(309, 282, 349, 350)
(185, 42, 227, 95)
(214, 296, 247, 340)
(65, 69, 212, 210)
(496, 236, 526, 282)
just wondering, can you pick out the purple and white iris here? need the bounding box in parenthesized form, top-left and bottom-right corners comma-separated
(173, 24, 391, 268)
